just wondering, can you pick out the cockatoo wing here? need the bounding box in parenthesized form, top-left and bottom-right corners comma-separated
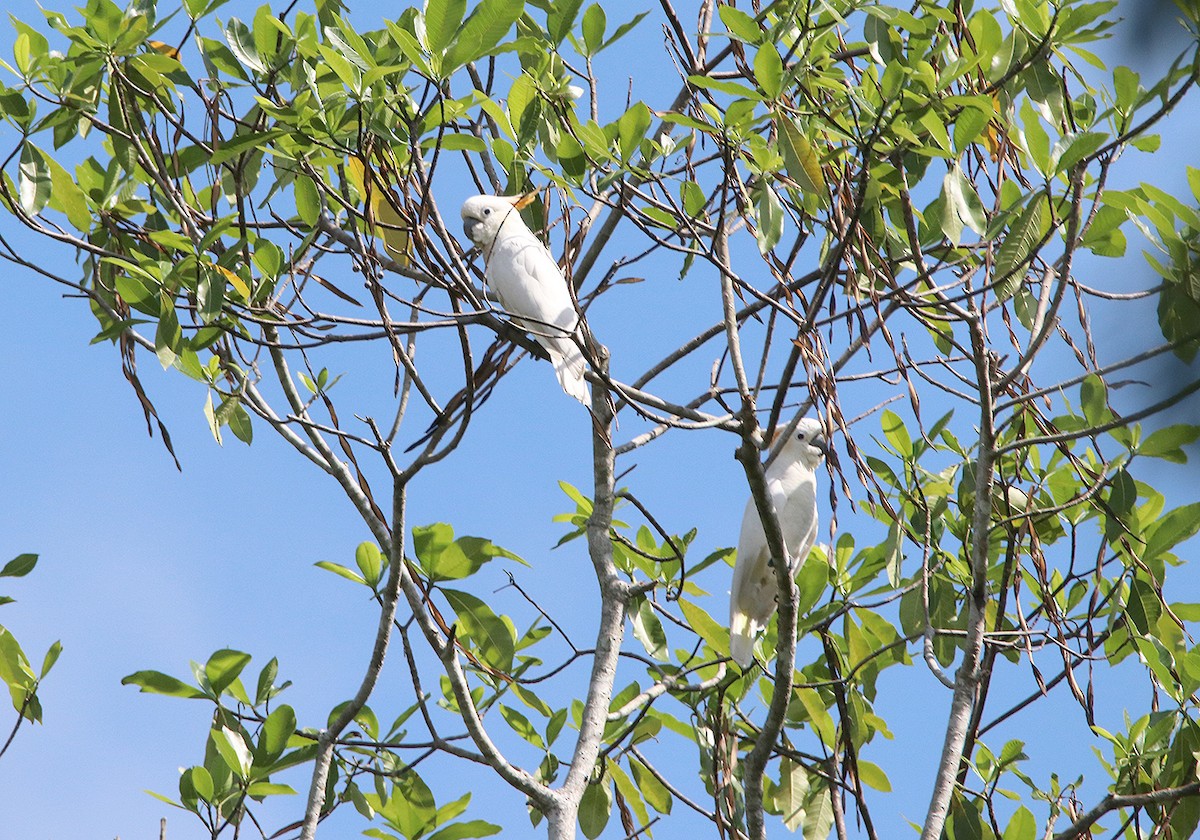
(728, 432, 822, 668)
(487, 231, 589, 405)
(730, 503, 774, 667)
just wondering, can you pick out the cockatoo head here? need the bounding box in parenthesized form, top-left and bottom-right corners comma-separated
(461, 193, 535, 249)
(775, 417, 828, 469)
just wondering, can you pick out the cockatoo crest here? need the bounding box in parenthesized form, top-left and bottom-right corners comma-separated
(729, 417, 828, 668)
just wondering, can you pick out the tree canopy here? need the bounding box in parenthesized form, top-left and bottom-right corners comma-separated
(4, 0, 1200, 838)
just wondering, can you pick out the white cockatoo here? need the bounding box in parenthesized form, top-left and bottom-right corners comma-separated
(729, 418, 828, 668)
(460, 194, 589, 405)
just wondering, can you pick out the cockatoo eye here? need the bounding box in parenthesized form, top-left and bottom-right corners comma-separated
(483, 208, 492, 216)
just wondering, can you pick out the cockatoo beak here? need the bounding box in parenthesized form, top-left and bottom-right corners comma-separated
(463, 216, 481, 241)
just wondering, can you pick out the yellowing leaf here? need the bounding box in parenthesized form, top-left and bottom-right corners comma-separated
(212, 263, 251, 301)
(348, 156, 412, 265)
(147, 40, 181, 58)
(346, 156, 368, 199)
(373, 194, 412, 265)
(774, 111, 827, 200)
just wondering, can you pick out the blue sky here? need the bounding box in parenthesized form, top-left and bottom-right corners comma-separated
(2, 1, 1200, 839)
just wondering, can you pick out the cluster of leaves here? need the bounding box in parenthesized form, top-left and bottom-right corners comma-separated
(875, 375, 1200, 837)
(122, 650, 307, 833)
(122, 536, 509, 840)
(0, 554, 59, 760)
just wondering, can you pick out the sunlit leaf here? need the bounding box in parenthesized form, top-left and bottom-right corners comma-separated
(441, 588, 515, 672)
(121, 670, 206, 699)
(205, 649, 252, 695)
(630, 596, 669, 660)
(443, 0, 523, 72)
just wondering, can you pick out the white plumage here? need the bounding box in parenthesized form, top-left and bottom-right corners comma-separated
(460, 194, 589, 405)
(729, 418, 828, 668)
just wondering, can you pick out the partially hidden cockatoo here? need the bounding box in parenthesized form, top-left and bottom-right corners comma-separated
(729, 418, 828, 668)
(460, 194, 589, 405)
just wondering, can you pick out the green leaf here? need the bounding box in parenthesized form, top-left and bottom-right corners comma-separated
(427, 133, 487, 152)
(205, 649, 252, 695)
(443, 0, 523, 72)
(500, 704, 545, 748)
(414, 522, 455, 573)
(801, 775, 835, 839)
(441, 588, 515, 672)
(953, 104, 991, 152)
(754, 181, 783, 254)
(197, 265, 225, 325)
(630, 758, 672, 813)
(616, 101, 651, 162)
(857, 760, 892, 791)
(687, 74, 764, 100)
(356, 541, 384, 587)
(1144, 502, 1200, 562)
(602, 11, 648, 50)
(580, 3, 605, 54)
(210, 129, 288, 166)
(228, 403, 253, 445)
(578, 778, 612, 839)
(40, 151, 91, 231)
(631, 596, 669, 660)
(246, 781, 297, 797)
(1138, 424, 1200, 462)
(314, 560, 367, 585)
(679, 598, 728, 656)
(259, 704, 296, 763)
(121, 670, 206, 698)
(774, 112, 826, 198)
(772, 757, 809, 831)
(225, 18, 266, 74)
(294, 175, 320, 226)
(546, 0, 584, 45)
(1003, 805, 1037, 840)
(754, 44, 783, 98)
(190, 765, 215, 802)
(212, 725, 253, 779)
(881, 409, 912, 457)
(39, 640, 61, 679)
(940, 163, 988, 245)
(1079, 373, 1111, 427)
(255, 657, 280, 705)
(993, 193, 1048, 301)
(1125, 576, 1162, 635)
(391, 769, 437, 837)
(418, 531, 525, 582)
(0, 628, 35, 695)
(558, 481, 594, 515)
(425, 0, 466, 57)
(608, 760, 649, 829)
(427, 821, 502, 840)
(0, 554, 37, 578)
(18, 142, 50, 216)
(1053, 130, 1108, 174)
(718, 5, 762, 43)
(155, 294, 181, 369)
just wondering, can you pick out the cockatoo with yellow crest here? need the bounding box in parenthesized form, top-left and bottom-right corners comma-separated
(460, 194, 589, 405)
(730, 418, 828, 668)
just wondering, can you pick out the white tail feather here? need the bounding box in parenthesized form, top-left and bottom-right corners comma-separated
(546, 339, 590, 405)
(729, 611, 758, 668)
